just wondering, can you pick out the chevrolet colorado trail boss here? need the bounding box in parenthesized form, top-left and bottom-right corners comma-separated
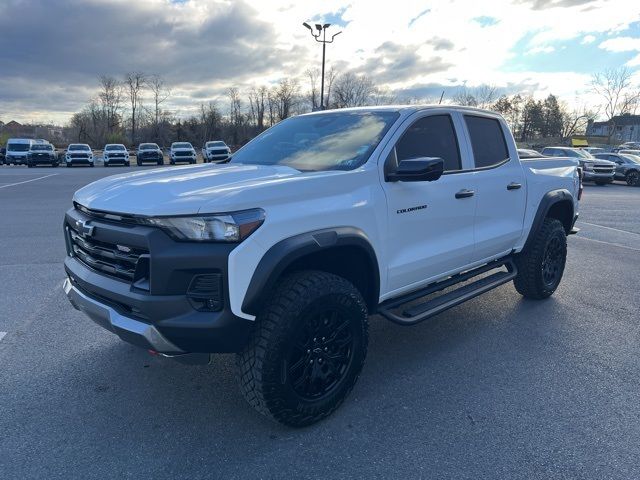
(62, 106, 580, 427)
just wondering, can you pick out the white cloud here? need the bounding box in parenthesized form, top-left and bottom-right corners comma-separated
(1, 0, 640, 123)
(599, 36, 640, 66)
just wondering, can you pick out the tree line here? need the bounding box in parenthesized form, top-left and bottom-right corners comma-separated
(66, 67, 640, 148)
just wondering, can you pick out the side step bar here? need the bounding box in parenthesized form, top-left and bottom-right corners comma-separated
(378, 258, 518, 326)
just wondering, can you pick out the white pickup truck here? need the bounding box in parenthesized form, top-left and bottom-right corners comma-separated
(62, 106, 580, 427)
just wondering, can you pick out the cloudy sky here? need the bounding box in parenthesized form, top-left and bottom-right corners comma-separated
(1, 0, 639, 124)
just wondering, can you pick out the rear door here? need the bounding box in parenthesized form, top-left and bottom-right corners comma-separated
(462, 114, 526, 263)
(381, 111, 477, 294)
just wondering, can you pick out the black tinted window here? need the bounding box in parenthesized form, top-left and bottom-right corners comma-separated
(464, 115, 509, 168)
(395, 115, 461, 171)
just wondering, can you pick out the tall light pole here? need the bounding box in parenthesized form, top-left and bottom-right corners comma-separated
(303, 22, 341, 110)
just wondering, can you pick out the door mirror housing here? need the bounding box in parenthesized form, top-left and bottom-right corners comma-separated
(386, 157, 444, 182)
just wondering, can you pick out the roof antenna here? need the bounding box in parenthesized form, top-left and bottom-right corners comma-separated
(438, 90, 445, 104)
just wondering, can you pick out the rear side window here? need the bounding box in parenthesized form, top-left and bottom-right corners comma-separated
(395, 115, 461, 171)
(464, 115, 509, 168)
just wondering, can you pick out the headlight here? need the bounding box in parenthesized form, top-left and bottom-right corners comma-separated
(143, 209, 265, 242)
(583, 162, 593, 171)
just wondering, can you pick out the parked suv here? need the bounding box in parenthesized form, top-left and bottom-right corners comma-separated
(136, 143, 164, 166)
(103, 144, 130, 167)
(541, 146, 614, 185)
(65, 144, 94, 167)
(594, 152, 640, 186)
(5, 138, 33, 165)
(202, 141, 231, 163)
(63, 106, 580, 427)
(169, 142, 197, 165)
(27, 142, 58, 167)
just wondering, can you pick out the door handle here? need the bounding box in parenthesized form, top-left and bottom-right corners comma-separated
(455, 189, 475, 199)
(507, 182, 522, 190)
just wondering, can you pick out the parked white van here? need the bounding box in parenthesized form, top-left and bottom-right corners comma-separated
(5, 138, 33, 165)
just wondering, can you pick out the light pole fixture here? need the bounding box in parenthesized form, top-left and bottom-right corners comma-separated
(303, 22, 342, 110)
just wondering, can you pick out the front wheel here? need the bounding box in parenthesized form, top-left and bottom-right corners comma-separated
(513, 218, 567, 299)
(626, 170, 639, 186)
(237, 271, 369, 427)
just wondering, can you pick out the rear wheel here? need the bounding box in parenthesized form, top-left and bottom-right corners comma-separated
(513, 218, 567, 299)
(237, 271, 368, 427)
(626, 170, 639, 186)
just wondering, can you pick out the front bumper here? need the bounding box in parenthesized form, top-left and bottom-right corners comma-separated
(62, 207, 253, 355)
(66, 157, 93, 164)
(582, 171, 614, 183)
(206, 154, 230, 163)
(28, 156, 58, 164)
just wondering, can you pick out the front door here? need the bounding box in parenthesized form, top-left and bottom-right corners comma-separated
(381, 112, 477, 295)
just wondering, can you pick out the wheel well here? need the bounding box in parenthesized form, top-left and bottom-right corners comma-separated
(282, 246, 379, 312)
(546, 200, 574, 234)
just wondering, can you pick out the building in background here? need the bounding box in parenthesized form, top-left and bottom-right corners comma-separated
(587, 114, 640, 143)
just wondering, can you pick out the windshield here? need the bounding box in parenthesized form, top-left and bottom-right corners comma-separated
(573, 149, 594, 159)
(69, 144, 90, 151)
(105, 145, 125, 151)
(7, 143, 30, 152)
(139, 143, 159, 150)
(173, 143, 192, 149)
(206, 141, 226, 148)
(31, 144, 53, 151)
(230, 111, 399, 172)
(621, 154, 640, 164)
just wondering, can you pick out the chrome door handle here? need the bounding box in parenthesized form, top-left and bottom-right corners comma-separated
(455, 189, 475, 199)
(507, 182, 522, 190)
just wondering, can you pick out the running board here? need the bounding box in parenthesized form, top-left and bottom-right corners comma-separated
(378, 258, 518, 326)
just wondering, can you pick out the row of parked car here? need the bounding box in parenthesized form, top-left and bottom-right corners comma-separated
(517, 145, 640, 186)
(0, 138, 232, 168)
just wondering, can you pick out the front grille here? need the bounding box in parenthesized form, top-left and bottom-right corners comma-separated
(209, 149, 228, 155)
(108, 153, 125, 158)
(70, 153, 89, 159)
(594, 164, 614, 174)
(175, 151, 193, 156)
(68, 227, 148, 282)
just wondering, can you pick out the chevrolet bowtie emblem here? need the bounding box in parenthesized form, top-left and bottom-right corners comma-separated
(75, 219, 95, 238)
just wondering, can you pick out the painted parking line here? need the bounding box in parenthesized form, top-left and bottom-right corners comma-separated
(579, 221, 640, 237)
(573, 235, 640, 252)
(0, 332, 6, 342)
(0, 174, 58, 190)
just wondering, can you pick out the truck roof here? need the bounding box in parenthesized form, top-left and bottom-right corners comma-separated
(300, 104, 502, 117)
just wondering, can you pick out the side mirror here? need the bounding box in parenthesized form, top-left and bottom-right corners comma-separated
(386, 157, 444, 182)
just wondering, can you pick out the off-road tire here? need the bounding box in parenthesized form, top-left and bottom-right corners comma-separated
(237, 270, 368, 427)
(513, 218, 567, 299)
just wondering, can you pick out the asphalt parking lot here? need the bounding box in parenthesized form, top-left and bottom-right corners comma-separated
(1, 166, 639, 479)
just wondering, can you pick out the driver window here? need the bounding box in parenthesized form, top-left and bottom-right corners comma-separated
(393, 115, 462, 172)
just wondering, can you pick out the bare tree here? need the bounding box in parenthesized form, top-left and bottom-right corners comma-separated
(97, 75, 122, 138)
(306, 68, 320, 111)
(124, 72, 146, 144)
(453, 85, 499, 109)
(199, 102, 222, 144)
(560, 103, 597, 140)
(332, 73, 376, 108)
(273, 78, 299, 121)
(146, 74, 171, 141)
(228, 87, 243, 144)
(248, 86, 267, 130)
(324, 67, 337, 110)
(591, 67, 638, 119)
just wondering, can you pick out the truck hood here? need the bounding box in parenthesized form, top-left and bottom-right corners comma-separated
(73, 163, 302, 215)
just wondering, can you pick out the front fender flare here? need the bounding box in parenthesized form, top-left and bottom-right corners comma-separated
(242, 227, 380, 316)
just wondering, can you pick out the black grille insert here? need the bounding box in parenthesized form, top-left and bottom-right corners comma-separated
(68, 227, 148, 282)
